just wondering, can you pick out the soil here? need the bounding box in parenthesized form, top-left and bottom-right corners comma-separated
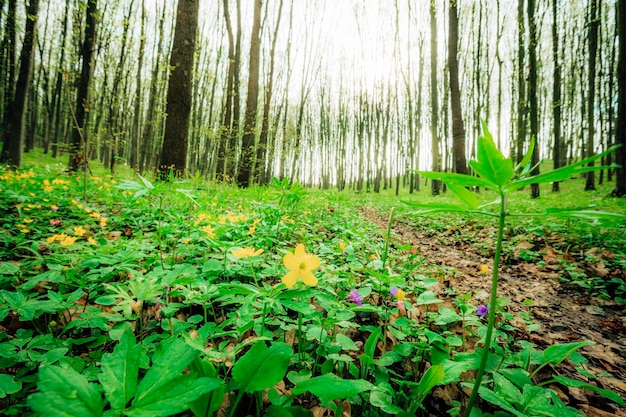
(359, 206, 626, 417)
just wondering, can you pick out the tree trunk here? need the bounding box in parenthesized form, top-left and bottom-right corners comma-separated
(430, 0, 441, 195)
(528, 0, 540, 198)
(237, 0, 262, 187)
(0, 0, 39, 168)
(68, 0, 97, 172)
(585, 0, 599, 191)
(552, 0, 563, 192)
(448, 0, 467, 175)
(255, 0, 283, 185)
(158, 0, 199, 179)
(614, 0, 626, 196)
(131, 0, 146, 171)
(1, 0, 17, 128)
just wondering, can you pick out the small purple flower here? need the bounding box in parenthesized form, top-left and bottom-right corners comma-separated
(476, 305, 489, 317)
(390, 287, 399, 296)
(349, 289, 364, 306)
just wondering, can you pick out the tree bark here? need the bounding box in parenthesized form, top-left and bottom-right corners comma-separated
(430, 0, 441, 194)
(585, 0, 599, 191)
(236, 0, 262, 187)
(158, 0, 199, 179)
(552, 0, 563, 192)
(614, 0, 626, 196)
(448, 0, 467, 175)
(0, 0, 39, 168)
(68, 0, 97, 172)
(528, 0, 541, 198)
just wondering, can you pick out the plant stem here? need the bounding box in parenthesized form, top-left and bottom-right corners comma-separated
(381, 207, 396, 270)
(463, 193, 506, 417)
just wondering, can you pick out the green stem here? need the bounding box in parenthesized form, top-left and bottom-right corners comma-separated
(228, 389, 245, 417)
(463, 193, 506, 417)
(381, 207, 396, 270)
(297, 310, 303, 365)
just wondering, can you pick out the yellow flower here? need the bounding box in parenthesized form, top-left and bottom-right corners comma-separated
(181, 238, 192, 244)
(60, 235, 77, 246)
(23, 218, 34, 223)
(201, 225, 215, 238)
(395, 289, 406, 301)
(480, 264, 489, 275)
(339, 241, 346, 252)
(73, 226, 87, 236)
(20, 228, 30, 233)
(282, 244, 320, 288)
(100, 217, 107, 228)
(231, 247, 264, 259)
(87, 237, 98, 245)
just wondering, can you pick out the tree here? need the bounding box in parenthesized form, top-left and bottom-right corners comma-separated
(551, 0, 563, 192)
(585, 0, 599, 191)
(430, 0, 441, 195)
(68, 0, 97, 172)
(615, 0, 626, 196)
(528, 0, 540, 199)
(237, 0, 262, 187)
(448, 0, 467, 175)
(158, 0, 199, 178)
(0, 0, 40, 168)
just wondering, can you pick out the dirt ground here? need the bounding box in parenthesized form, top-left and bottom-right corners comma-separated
(360, 207, 626, 417)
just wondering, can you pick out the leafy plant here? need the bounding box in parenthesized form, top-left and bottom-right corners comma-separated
(409, 122, 623, 416)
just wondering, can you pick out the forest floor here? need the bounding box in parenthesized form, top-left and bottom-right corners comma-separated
(359, 206, 626, 417)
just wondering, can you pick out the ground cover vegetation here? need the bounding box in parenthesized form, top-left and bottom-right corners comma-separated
(1, 137, 625, 417)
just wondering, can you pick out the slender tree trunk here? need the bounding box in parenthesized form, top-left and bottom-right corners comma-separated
(430, 0, 441, 195)
(614, 0, 626, 196)
(68, 0, 97, 172)
(236, 0, 262, 187)
(552, 0, 563, 192)
(528, 0, 540, 198)
(448, 0, 467, 175)
(131, 0, 146, 171)
(1, 0, 17, 128)
(158, 0, 199, 179)
(0, 0, 39, 168)
(516, 0, 527, 165)
(585, 0, 599, 191)
(255, 0, 283, 185)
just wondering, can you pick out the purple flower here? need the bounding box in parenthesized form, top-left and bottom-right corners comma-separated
(476, 305, 489, 317)
(390, 287, 399, 296)
(349, 289, 364, 306)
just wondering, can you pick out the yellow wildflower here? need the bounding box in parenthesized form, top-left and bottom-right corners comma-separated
(282, 244, 320, 288)
(60, 235, 77, 246)
(100, 217, 107, 228)
(480, 264, 489, 275)
(339, 241, 346, 252)
(231, 247, 264, 259)
(50, 204, 59, 211)
(201, 225, 215, 238)
(87, 237, 98, 245)
(23, 218, 34, 223)
(181, 238, 192, 244)
(395, 289, 406, 301)
(20, 228, 30, 233)
(73, 226, 87, 236)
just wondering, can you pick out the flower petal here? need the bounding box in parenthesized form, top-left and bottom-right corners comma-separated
(283, 251, 299, 270)
(282, 270, 299, 288)
(304, 254, 321, 270)
(300, 270, 318, 287)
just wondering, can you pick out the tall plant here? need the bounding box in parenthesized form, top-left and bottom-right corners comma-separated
(409, 122, 620, 416)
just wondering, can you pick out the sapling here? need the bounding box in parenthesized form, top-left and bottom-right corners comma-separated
(408, 122, 620, 416)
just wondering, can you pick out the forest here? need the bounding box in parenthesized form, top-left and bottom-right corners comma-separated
(1, 0, 626, 416)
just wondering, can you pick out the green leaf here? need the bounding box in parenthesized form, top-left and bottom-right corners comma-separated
(98, 329, 141, 413)
(553, 375, 626, 407)
(126, 375, 221, 417)
(363, 327, 382, 359)
(189, 358, 225, 417)
(543, 341, 593, 366)
(414, 364, 445, 399)
(415, 291, 443, 305)
(469, 123, 514, 187)
(447, 183, 479, 210)
(492, 372, 521, 403)
(507, 145, 620, 190)
(133, 337, 199, 405)
(27, 365, 103, 417)
(0, 374, 22, 398)
(232, 341, 292, 393)
(291, 373, 374, 401)
(478, 386, 526, 417)
(416, 171, 495, 189)
(369, 388, 404, 414)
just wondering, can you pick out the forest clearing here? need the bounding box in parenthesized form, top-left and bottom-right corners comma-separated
(2, 0, 626, 416)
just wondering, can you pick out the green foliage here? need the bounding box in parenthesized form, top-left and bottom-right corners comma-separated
(1, 148, 624, 417)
